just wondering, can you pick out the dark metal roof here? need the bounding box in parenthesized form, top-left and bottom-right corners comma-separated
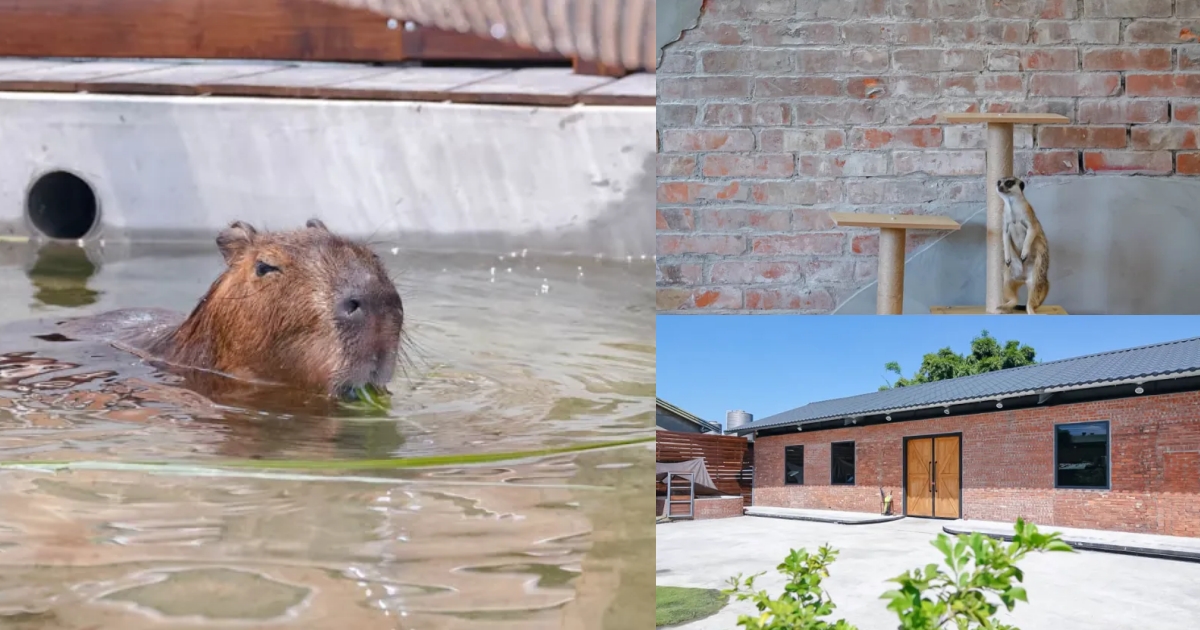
(734, 336, 1200, 434)
(656, 398, 722, 433)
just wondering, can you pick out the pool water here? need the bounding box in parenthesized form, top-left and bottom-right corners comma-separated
(0, 240, 654, 630)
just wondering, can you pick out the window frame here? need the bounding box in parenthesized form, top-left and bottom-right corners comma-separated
(830, 440, 856, 486)
(784, 445, 804, 485)
(1053, 419, 1112, 491)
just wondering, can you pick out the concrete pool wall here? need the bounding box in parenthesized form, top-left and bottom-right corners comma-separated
(0, 92, 655, 258)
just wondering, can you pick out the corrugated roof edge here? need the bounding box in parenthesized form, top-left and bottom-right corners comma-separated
(732, 336, 1200, 434)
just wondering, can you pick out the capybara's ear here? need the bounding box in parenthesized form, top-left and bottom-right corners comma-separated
(306, 218, 329, 232)
(217, 221, 258, 264)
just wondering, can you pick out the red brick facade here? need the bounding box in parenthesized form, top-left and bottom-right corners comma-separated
(693, 496, 746, 520)
(754, 390, 1200, 537)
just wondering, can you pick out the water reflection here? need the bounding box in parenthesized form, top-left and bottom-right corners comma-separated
(26, 243, 101, 308)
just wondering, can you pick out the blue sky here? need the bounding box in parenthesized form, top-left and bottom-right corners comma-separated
(657, 316, 1200, 429)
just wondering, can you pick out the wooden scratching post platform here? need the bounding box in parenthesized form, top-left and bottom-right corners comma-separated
(932, 112, 1071, 315)
(829, 213, 961, 315)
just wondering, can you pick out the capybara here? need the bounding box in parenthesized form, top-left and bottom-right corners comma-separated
(56, 219, 404, 400)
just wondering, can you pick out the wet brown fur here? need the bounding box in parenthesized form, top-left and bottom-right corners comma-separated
(996, 177, 1050, 315)
(135, 219, 404, 396)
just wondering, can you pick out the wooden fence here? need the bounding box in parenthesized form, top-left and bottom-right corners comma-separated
(656, 431, 754, 507)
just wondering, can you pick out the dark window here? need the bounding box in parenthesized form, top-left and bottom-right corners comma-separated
(784, 446, 804, 485)
(1054, 421, 1110, 489)
(831, 441, 855, 485)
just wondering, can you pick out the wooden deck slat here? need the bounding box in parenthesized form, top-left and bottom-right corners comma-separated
(448, 67, 617, 106)
(0, 60, 180, 92)
(577, 72, 654, 106)
(83, 62, 295, 96)
(312, 67, 514, 101)
(0, 57, 652, 106)
(202, 64, 400, 98)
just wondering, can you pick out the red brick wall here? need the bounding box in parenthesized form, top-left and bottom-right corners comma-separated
(657, 0, 1200, 312)
(753, 391, 1200, 537)
(693, 496, 746, 519)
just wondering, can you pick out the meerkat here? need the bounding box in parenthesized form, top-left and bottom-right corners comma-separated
(995, 177, 1050, 315)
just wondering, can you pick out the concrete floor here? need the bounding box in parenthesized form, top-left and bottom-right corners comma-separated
(657, 516, 1200, 630)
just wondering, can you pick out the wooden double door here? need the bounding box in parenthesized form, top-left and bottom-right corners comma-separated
(905, 434, 961, 519)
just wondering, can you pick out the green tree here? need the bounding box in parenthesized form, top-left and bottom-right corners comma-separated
(881, 330, 1036, 390)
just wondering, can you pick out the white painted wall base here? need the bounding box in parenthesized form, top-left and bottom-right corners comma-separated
(0, 93, 654, 257)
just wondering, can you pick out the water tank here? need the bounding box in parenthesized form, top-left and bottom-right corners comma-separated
(726, 410, 753, 431)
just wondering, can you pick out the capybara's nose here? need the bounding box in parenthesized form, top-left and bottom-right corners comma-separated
(336, 296, 365, 322)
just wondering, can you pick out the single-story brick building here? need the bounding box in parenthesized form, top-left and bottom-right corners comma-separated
(728, 338, 1200, 538)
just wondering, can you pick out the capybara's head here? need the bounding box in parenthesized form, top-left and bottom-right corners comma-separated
(996, 177, 1025, 196)
(182, 219, 403, 398)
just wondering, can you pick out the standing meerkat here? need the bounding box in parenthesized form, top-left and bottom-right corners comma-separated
(996, 177, 1050, 315)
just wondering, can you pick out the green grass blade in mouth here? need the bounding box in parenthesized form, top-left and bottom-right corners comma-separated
(0, 436, 655, 472)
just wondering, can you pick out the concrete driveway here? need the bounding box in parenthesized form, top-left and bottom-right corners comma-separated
(657, 516, 1200, 630)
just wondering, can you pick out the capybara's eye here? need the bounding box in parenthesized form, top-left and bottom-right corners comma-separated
(254, 261, 280, 277)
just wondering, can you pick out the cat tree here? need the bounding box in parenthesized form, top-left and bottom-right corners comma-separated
(933, 112, 1070, 315)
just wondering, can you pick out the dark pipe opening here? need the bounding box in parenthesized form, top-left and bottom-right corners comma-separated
(26, 171, 99, 240)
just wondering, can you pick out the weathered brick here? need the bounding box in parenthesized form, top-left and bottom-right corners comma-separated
(751, 234, 846, 256)
(657, 234, 746, 256)
(988, 50, 1022, 72)
(1037, 126, 1128, 149)
(702, 154, 795, 178)
(844, 179, 940, 204)
(1125, 20, 1200, 44)
(943, 125, 986, 149)
(851, 233, 878, 255)
(1029, 73, 1121, 97)
(1181, 0, 1200, 17)
(657, 51, 697, 74)
(656, 208, 695, 231)
(937, 21, 1029, 44)
(1029, 150, 1081, 175)
(1076, 100, 1169, 124)
(1084, 0, 1171, 17)
(656, 105, 698, 127)
(701, 49, 794, 74)
(793, 0, 886, 18)
(753, 103, 793, 126)
(795, 48, 890, 73)
(1176, 152, 1200, 174)
(1177, 46, 1200, 71)
(658, 155, 699, 178)
(710, 261, 804, 284)
(1021, 49, 1078, 71)
(656, 262, 703, 286)
(750, 181, 842, 205)
(701, 104, 753, 126)
(752, 21, 842, 46)
(1130, 127, 1200, 150)
(894, 150, 986, 175)
(656, 287, 745, 311)
(760, 129, 846, 152)
(661, 130, 756, 153)
(700, 209, 792, 232)
(849, 76, 939, 99)
(850, 127, 943, 149)
(1127, 74, 1200, 97)
(1175, 101, 1200, 123)
(755, 77, 843, 98)
(658, 76, 753, 101)
(745, 287, 837, 311)
(941, 74, 1025, 97)
(1083, 151, 1174, 174)
(792, 208, 838, 231)
(892, 48, 986, 72)
(676, 22, 745, 45)
(658, 181, 748, 204)
(988, 0, 1075, 19)
(896, 0, 985, 19)
(794, 101, 887, 125)
(843, 22, 934, 45)
(798, 153, 891, 177)
(1031, 21, 1120, 44)
(1081, 48, 1171, 71)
